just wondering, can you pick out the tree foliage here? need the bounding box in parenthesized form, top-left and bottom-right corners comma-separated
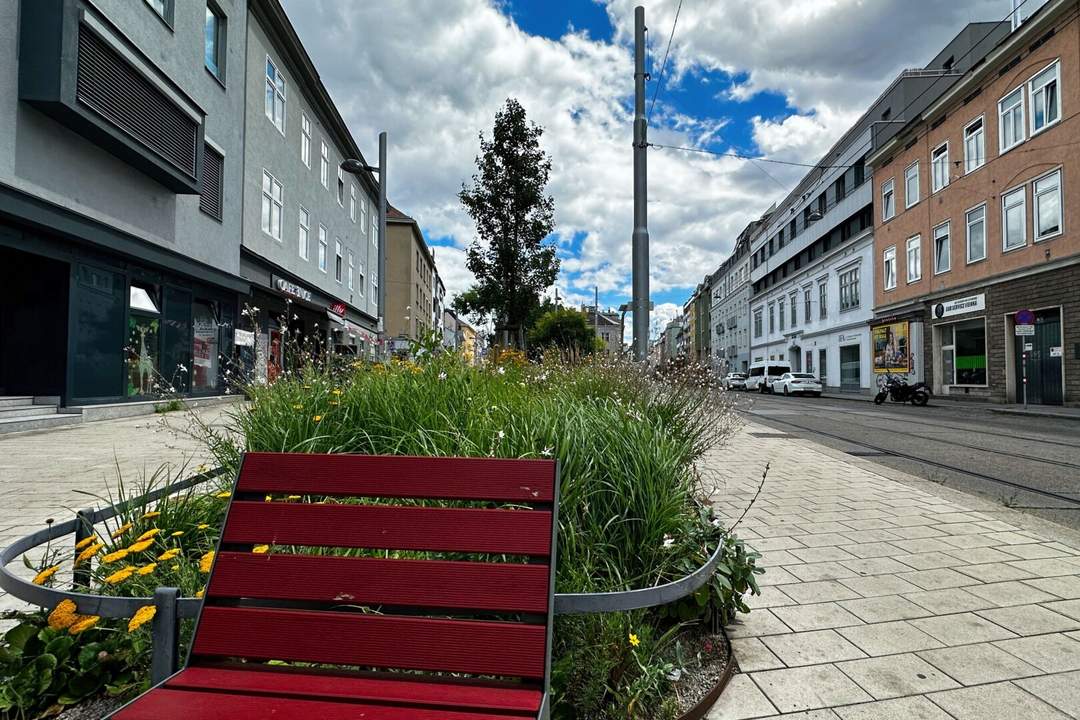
(527, 308, 602, 360)
(456, 98, 559, 348)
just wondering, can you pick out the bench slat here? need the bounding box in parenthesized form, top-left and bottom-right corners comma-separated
(168, 667, 542, 712)
(112, 688, 536, 720)
(222, 502, 552, 556)
(207, 552, 550, 613)
(239, 453, 555, 502)
(191, 606, 548, 679)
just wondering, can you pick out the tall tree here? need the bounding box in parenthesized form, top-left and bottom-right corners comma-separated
(456, 98, 559, 349)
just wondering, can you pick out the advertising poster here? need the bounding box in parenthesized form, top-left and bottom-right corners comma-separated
(872, 321, 910, 374)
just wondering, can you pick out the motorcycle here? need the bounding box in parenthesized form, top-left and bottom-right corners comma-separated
(874, 373, 930, 406)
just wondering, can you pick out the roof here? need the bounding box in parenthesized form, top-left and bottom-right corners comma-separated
(386, 204, 413, 221)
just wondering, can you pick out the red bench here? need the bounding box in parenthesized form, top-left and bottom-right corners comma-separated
(109, 452, 560, 719)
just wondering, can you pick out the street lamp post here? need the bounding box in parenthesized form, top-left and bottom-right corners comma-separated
(341, 131, 388, 356)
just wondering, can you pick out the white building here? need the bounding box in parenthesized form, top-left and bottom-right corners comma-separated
(709, 220, 759, 375)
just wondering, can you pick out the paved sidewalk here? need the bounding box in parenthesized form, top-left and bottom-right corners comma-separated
(706, 422, 1080, 720)
(0, 407, 231, 617)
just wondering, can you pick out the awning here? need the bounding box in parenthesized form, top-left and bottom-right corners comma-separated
(327, 311, 377, 341)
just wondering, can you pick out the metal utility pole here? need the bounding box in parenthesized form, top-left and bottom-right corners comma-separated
(594, 286, 599, 332)
(631, 5, 650, 362)
(377, 132, 388, 337)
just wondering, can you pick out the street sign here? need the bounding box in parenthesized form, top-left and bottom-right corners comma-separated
(1051, 346, 1063, 358)
(1015, 324, 1035, 336)
(1024, 342, 1033, 352)
(1016, 309, 1035, 325)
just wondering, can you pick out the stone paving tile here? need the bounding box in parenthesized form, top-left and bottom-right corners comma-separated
(789, 546, 861, 564)
(905, 611, 1018, 646)
(1042, 600, 1080, 622)
(762, 630, 867, 667)
(730, 638, 786, 672)
(788, 562, 860, 583)
(756, 549, 804, 567)
(1025, 576, 1080, 600)
(898, 568, 980, 591)
(917, 642, 1042, 685)
(839, 529, 903, 544)
(1006, 558, 1080, 577)
(928, 681, 1072, 719)
(937, 533, 998, 549)
(890, 538, 959, 555)
(994, 633, 1080, 673)
(1014, 670, 1080, 718)
(953, 562, 1038, 584)
(781, 581, 862, 605)
(794, 533, 856, 548)
(893, 551, 968, 570)
(751, 665, 873, 713)
(887, 526, 947, 540)
(772, 603, 865, 633)
(842, 542, 908, 559)
(838, 574, 922, 598)
(945, 546, 1021, 564)
(757, 566, 802, 586)
(834, 695, 954, 720)
(797, 522, 856, 535)
(836, 653, 960, 699)
(753, 536, 808, 552)
(838, 595, 934, 624)
(727, 609, 793, 639)
(976, 605, 1080, 636)
(837, 620, 944, 656)
(839, 557, 916, 576)
(903, 588, 996, 615)
(749, 585, 797, 609)
(964, 581, 1059, 608)
(705, 673, 777, 720)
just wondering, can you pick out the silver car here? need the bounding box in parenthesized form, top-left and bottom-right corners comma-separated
(723, 372, 747, 390)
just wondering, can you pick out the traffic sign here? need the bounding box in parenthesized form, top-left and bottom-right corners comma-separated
(1015, 324, 1035, 336)
(1016, 309, 1035, 325)
(1024, 342, 1033, 352)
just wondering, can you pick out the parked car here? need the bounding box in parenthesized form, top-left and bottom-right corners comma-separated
(773, 372, 823, 397)
(746, 361, 792, 393)
(723, 372, 747, 390)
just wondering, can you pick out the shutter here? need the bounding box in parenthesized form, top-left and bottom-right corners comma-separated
(76, 25, 198, 180)
(200, 144, 224, 221)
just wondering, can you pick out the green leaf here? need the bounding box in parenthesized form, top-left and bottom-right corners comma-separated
(4, 622, 38, 654)
(44, 636, 74, 661)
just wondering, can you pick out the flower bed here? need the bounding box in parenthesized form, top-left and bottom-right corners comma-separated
(2, 352, 761, 719)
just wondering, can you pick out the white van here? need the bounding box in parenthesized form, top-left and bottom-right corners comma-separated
(746, 361, 793, 393)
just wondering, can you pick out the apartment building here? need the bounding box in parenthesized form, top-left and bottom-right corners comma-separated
(869, 0, 1079, 405)
(385, 205, 437, 343)
(1, 0, 249, 406)
(241, 0, 381, 379)
(708, 219, 759, 374)
(583, 306, 625, 355)
(748, 22, 1008, 393)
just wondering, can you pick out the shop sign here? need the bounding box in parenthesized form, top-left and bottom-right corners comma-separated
(234, 329, 255, 347)
(329, 302, 347, 317)
(1051, 346, 1063, 358)
(934, 294, 984, 319)
(872, 321, 911, 374)
(1015, 324, 1035, 336)
(273, 276, 313, 303)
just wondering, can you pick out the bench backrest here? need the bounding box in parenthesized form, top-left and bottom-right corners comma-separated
(191, 453, 559, 692)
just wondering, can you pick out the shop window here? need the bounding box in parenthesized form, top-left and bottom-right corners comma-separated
(192, 301, 220, 392)
(127, 282, 160, 397)
(1034, 169, 1062, 240)
(943, 319, 987, 386)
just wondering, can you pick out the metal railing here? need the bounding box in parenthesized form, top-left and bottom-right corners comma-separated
(0, 466, 728, 683)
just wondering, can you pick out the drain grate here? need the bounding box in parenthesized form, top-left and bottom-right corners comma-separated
(749, 432, 790, 438)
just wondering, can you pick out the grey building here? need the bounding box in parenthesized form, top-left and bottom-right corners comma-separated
(709, 219, 761, 374)
(583, 306, 624, 355)
(1, 0, 249, 407)
(241, 0, 382, 377)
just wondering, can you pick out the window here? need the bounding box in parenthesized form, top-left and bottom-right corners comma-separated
(804, 287, 812, 324)
(839, 268, 860, 311)
(904, 162, 920, 207)
(350, 185, 357, 222)
(931, 143, 949, 192)
(943, 319, 987, 386)
(300, 113, 311, 167)
(265, 57, 285, 133)
(198, 143, 223, 221)
(818, 281, 827, 320)
(298, 207, 309, 260)
(347, 250, 355, 290)
(320, 142, 329, 189)
(789, 292, 798, 329)
(358, 267, 365, 297)
(768, 304, 775, 334)
(964, 117, 985, 173)
(144, 0, 173, 24)
(881, 178, 895, 220)
(906, 235, 921, 282)
(883, 246, 897, 290)
(1002, 186, 1026, 251)
(360, 195, 368, 230)
(314, 228, 328, 273)
(334, 240, 343, 282)
(371, 212, 378, 247)
(999, 86, 1024, 152)
(1029, 61, 1060, 135)
(966, 205, 986, 263)
(753, 310, 763, 338)
(337, 168, 345, 206)
(260, 171, 282, 240)
(933, 221, 951, 274)
(779, 299, 785, 331)
(1034, 169, 1062, 240)
(204, 4, 226, 81)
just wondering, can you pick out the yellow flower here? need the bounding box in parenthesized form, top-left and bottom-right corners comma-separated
(127, 539, 155, 553)
(329, 400, 339, 406)
(74, 535, 98, 551)
(195, 589, 205, 599)
(197, 523, 210, 530)
(157, 548, 181, 562)
(265, 495, 273, 502)
(137, 529, 161, 542)
(629, 633, 640, 648)
(292, 404, 303, 410)
(69, 616, 101, 635)
(199, 551, 215, 573)
(141, 511, 161, 520)
(76, 542, 105, 565)
(252, 544, 270, 554)
(195, 464, 210, 474)
(286, 495, 301, 501)
(136, 563, 157, 576)
(128, 605, 156, 631)
(331, 389, 342, 396)
(215, 491, 231, 499)
(101, 548, 130, 564)
(104, 566, 136, 585)
(110, 523, 133, 539)
(312, 415, 322, 422)
(48, 599, 79, 630)
(32, 565, 60, 585)
(170, 531, 184, 537)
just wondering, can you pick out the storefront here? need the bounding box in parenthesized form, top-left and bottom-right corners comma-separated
(870, 312, 926, 386)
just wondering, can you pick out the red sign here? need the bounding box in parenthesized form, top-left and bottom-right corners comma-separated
(329, 302, 346, 316)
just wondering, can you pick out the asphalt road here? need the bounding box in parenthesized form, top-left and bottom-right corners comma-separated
(736, 392, 1080, 530)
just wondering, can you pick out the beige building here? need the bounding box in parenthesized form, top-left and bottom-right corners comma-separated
(460, 321, 478, 365)
(583, 306, 624, 355)
(385, 205, 436, 343)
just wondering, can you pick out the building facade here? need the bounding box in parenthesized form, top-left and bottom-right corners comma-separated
(385, 205, 436, 345)
(240, 0, 381, 381)
(1, 0, 250, 405)
(869, 0, 1079, 405)
(748, 22, 1008, 393)
(583, 306, 624, 355)
(709, 220, 759, 374)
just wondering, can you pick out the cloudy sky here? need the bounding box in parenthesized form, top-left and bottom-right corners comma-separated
(281, 0, 1015, 338)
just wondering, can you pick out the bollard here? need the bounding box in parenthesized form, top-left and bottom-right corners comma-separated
(150, 587, 180, 685)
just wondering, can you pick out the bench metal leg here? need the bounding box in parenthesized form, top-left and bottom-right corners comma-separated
(151, 587, 180, 685)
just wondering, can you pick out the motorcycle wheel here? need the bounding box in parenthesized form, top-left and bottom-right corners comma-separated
(913, 391, 929, 406)
(874, 392, 887, 405)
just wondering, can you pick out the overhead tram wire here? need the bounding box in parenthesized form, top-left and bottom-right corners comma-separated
(646, 0, 685, 126)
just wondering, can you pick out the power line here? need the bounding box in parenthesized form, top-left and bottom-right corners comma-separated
(647, 0, 685, 125)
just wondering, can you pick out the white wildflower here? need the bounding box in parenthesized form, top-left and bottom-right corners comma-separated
(438, 372, 447, 381)
(661, 534, 675, 549)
